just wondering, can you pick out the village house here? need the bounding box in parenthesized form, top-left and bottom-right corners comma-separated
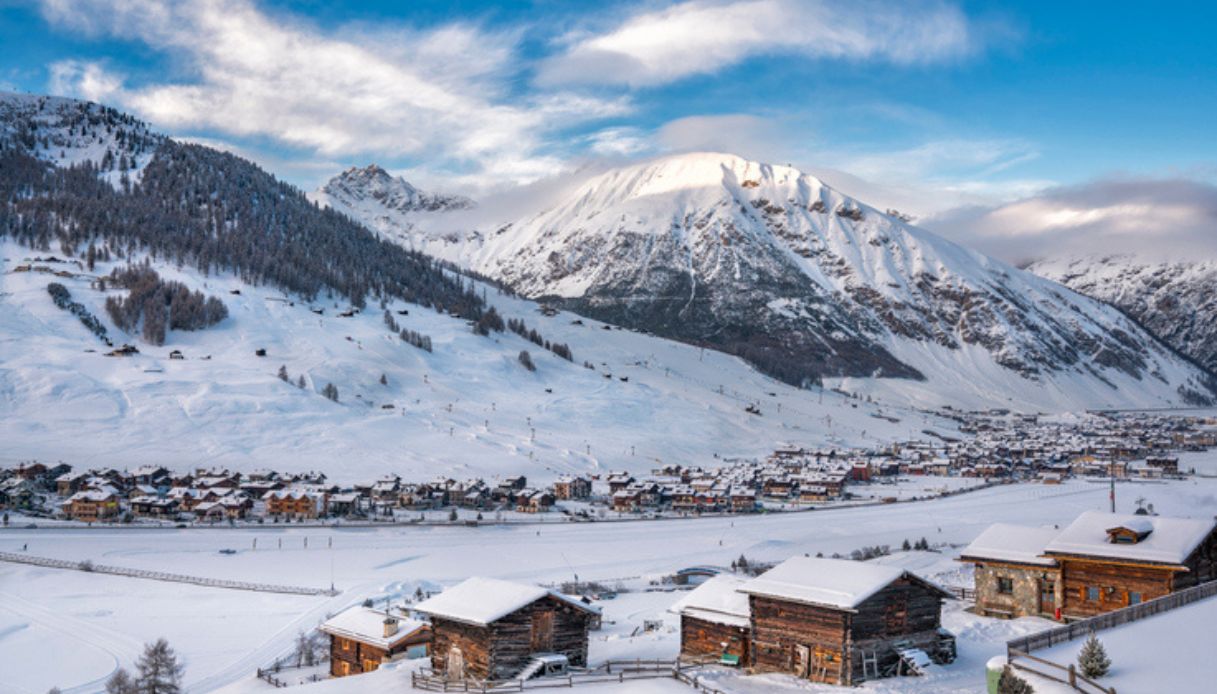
(740, 556, 955, 685)
(963, 511, 1217, 622)
(553, 476, 591, 500)
(959, 523, 1063, 619)
(1043, 511, 1217, 620)
(320, 605, 431, 677)
(55, 471, 89, 497)
(262, 489, 327, 519)
(671, 574, 752, 666)
(62, 488, 121, 522)
(415, 577, 598, 682)
(605, 472, 635, 494)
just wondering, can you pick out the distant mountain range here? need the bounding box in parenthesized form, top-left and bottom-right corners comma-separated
(319, 152, 1217, 407)
(1, 91, 1212, 414)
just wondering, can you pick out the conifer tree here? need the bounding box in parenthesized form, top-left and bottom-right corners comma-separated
(1078, 632, 1111, 678)
(997, 665, 1033, 694)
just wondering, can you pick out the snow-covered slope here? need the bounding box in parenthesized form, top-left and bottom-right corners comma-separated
(1029, 255, 1217, 374)
(0, 238, 948, 480)
(0, 91, 160, 186)
(351, 152, 1210, 409)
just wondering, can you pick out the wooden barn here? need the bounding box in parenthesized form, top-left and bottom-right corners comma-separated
(740, 556, 955, 685)
(1042, 511, 1217, 620)
(415, 577, 599, 682)
(670, 574, 751, 666)
(959, 523, 1063, 619)
(319, 606, 430, 677)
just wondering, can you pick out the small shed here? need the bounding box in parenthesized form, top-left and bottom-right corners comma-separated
(741, 556, 955, 685)
(319, 606, 430, 677)
(414, 577, 598, 682)
(670, 574, 751, 665)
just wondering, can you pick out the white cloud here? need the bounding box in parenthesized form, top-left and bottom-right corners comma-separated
(923, 177, 1217, 263)
(537, 0, 980, 87)
(38, 0, 628, 190)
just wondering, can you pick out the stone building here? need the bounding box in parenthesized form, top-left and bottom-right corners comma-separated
(958, 523, 1063, 619)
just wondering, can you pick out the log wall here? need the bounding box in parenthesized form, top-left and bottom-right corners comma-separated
(748, 595, 848, 684)
(679, 615, 749, 663)
(429, 595, 592, 682)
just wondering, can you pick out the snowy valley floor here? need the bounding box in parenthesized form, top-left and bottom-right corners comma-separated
(3, 477, 1216, 694)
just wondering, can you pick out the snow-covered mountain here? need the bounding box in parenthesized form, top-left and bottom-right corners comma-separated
(1, 92, 959, 476)
(311, 164, 474, 246)
(330, 152, 1214, 408)
(0, 92, 161, 185)
(1029, 255, 1217, 375)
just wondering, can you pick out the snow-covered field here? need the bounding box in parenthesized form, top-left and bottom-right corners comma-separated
(3, 476, 1215, 693)
(1023, 592, 1217, 693)
(0, 239, 949, 482)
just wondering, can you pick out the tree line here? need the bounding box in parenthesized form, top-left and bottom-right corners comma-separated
(103, 263, 228, 345)
(0, 138, 487, 322)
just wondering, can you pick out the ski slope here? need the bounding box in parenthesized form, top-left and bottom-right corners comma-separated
(0, 239, 946, 481)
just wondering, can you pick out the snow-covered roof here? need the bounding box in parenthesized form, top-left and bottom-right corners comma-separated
(959, 523, 1061, 567)
(740, 556, 943, 611)
(1044, 511, 1216, 566)
(413, 577, 596, 626)
(669, 575, 751, 627)
(318, 606, 428, 649)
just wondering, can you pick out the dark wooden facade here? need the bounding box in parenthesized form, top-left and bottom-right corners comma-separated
(1051, 527, 1217, 620)
(679, 615, 749, 664)
(429, 594, 594, 682)
(328, 630, 429, 677)
(748, 576, 953, 685)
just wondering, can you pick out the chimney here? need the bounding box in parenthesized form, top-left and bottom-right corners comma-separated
(383, 616, 399, 638)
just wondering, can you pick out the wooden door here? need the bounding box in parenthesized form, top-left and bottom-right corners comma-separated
(531, 610, 555, 652)
(794, 644, 811, 678)
(1038, 578, 1055, 615)
(447, 646, 464, 680)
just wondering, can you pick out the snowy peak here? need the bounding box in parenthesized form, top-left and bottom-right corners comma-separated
(462, 152, 1217, 406)
(0, 91, 161, 182)
(317, 164, 475, 215)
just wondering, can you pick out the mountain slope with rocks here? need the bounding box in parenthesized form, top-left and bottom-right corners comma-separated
(320, 152, 1217, 408)
(1029, 255, 1217, 375)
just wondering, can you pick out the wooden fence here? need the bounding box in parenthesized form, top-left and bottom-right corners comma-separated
(1007, 579, 1217, 656)
(0, 550, 337, 596)
(1007, 649, 1115, 694)
(410, 659, 695, 692)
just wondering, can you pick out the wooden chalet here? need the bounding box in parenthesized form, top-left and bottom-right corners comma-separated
(1042, 511, 1217, 620)
(670, 574, 751, 666)
(415, 577, 598, 682)
(739, 556, 955, 685)
(319, 606, 430, 677)
(553, 476, 591, 500)
(62, 489, 121, 522)
(262, 489, 326, 519)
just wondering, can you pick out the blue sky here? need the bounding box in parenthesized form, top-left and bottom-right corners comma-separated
(2, 0, 1216, 259)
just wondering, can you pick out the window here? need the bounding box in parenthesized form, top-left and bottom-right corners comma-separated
(1086, 587, 1100, 602)
(997, 577, 1014, 595)
(1129, 591, 1142, 605)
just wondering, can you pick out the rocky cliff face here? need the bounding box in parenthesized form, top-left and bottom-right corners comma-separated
(1029, 255, 1217, 375)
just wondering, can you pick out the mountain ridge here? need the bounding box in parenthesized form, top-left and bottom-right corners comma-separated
(321, 150, 1217, 406)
